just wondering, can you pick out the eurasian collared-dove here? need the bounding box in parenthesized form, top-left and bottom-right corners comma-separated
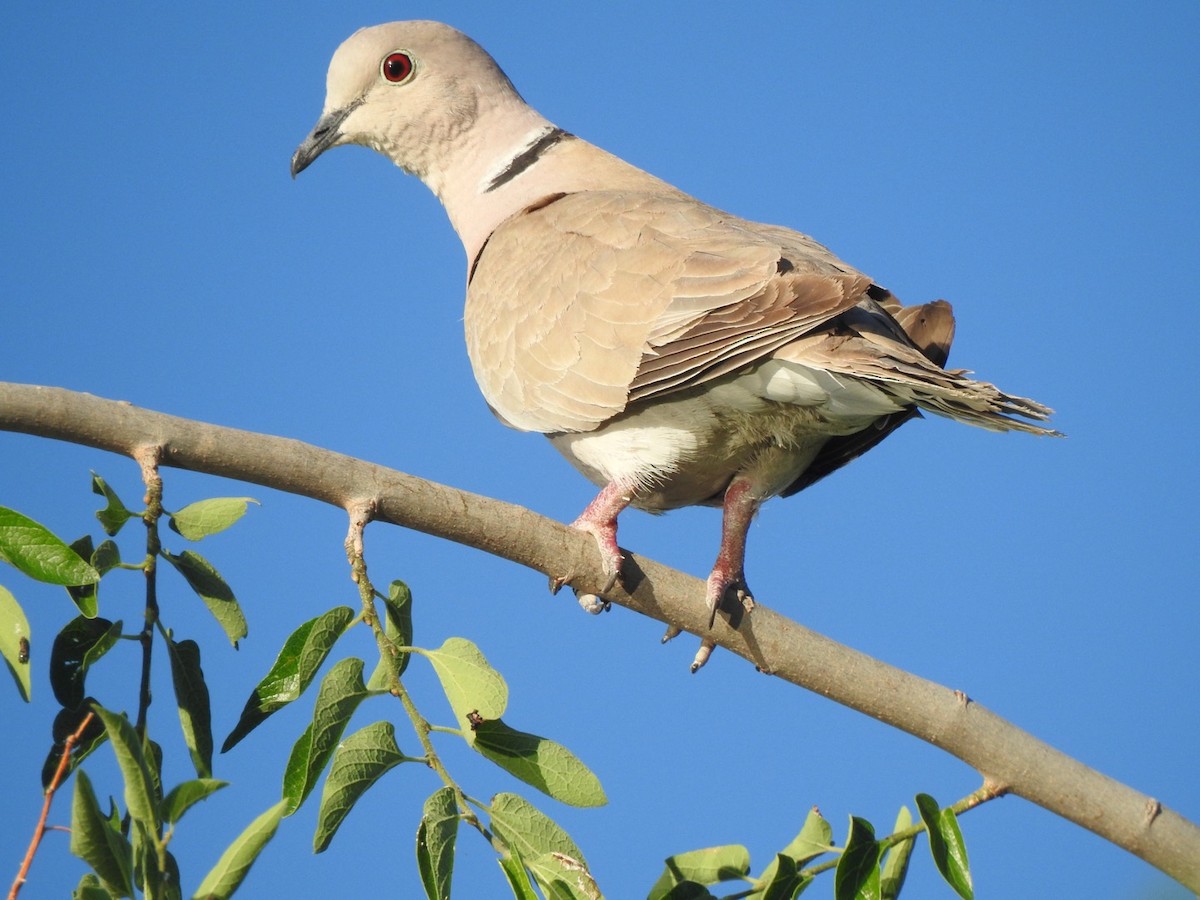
(292, 21, 1057, 628)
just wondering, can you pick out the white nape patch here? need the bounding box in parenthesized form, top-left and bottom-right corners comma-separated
(477, 124, 557, 194)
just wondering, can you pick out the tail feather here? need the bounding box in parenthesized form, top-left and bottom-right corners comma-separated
(774, 299, 1060, 437)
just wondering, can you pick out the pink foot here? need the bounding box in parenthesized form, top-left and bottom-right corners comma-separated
(559, 481, 635, 595)
(706, 478, 760, 628)
(569, 512, 623, 593)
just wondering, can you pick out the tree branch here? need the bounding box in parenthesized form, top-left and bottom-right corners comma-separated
(2, 381, 1197, 890)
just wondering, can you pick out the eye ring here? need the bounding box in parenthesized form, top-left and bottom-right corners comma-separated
(381, 51, 415, 84)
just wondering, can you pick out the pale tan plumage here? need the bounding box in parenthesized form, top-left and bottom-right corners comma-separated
(292, 21, 1057, 628)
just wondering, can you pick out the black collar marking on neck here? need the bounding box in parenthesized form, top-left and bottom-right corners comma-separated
(484, 127, 573, 193)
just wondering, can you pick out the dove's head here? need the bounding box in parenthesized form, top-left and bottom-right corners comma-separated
(291, 21, 535, 187)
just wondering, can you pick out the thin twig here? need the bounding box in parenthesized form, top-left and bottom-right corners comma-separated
(342, 505, 494, 846)
(134, 445, 164, 736)
(7, 711, 96, 900)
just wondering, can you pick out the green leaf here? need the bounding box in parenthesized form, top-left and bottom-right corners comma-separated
(193, 799, 287, 899)
(470, 718, 606, 808)
(497, 851, 540, 900)
(161, 550, 247, 647)
(915, 794, 973, 899)
(41, 703, 108, 789)
(161, 778, 228, 825)
(754, 806, 835, 889)
(50, 617, 123, 709)
(657, 885, 718, 900)
(527, 851, 602, 900)
(164, 635, 213, 777)
(648, 844, 750, 898)
(0, 584, 32, 701)
(757, 854, 810, 900)
(489, 793, 587, 873)
(168, 497, 258, 541)
(281, 657, 371, 814)
(416, 786, 458, 900)
(142, 734, 165, 815)
(65, 536, 100, 618)
(422, 636, 508, 731)
(73, 872, 118, 900)
(313, 721, 407, 852)
(880, 806, 915, 900)
(367, 580, 414, 689)
(91, 704, 161, 836)
(65, 536, 122, 618)
(834, 817, 881, 900)
(92, 473, 135, 536)
(0, 505, 100, 586)
(787, 807, 836, 863)
(130, 817, 178, 900)
(71, 768, 135, 898)
(221, 605, 355, 752)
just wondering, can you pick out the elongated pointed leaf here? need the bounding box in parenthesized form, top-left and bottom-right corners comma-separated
(222, 605, 355, 752)
(527, 851, 602, 900)
(657, 885, 718, 900)
(164, 636, 213, 777)
(422, 637, 508, 731)
(71, 768, 135, 898)
(91, 705, 160, 837)
(92, 473, 135, 536)
(281, 657, 371, 814)
(367, 580, 414, 689)
(131, 818, 177, 900)
(834, 817, 881, 900)
(50, 617, 123, 709)
(313, 721, 408, 852)
(161, 550, 247, 647)
(0, 585, 32, 701)
(755, 854, 810, 900)
(754, 806, 835, 890)
(65, 536, 122, 618)
(161, 778, 228, 825)
(416, 786, 458, 900)
(65, 536, 100, 618)
(915, 794, 973, 899)
(168, 498, 257, 541)
(470, 718, 605, 808)
(497, 851, 540, 900)
(880, 806, 915, 900)
(489, 793, 587, 872)
(193, 799, 287, 899)
(142, 735, 164, 816)
(74, 872, 116, 900)
(649, 844, 750, 897)
(41, 703, 107, 789)
(0, 506, 100, 586)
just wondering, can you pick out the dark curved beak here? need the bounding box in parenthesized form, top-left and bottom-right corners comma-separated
(290, 100, 361, 178)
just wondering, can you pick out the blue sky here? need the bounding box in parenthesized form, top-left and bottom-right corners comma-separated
(2, 3, 1197, 898)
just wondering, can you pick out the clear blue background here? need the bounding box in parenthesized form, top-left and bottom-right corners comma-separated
(2, 3, 1197, 898)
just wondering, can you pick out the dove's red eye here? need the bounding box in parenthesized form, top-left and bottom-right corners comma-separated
(382, 52, 414, 83)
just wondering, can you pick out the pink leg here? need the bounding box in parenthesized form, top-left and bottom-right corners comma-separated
(568, 480, 635, 593)
(706, 478, 759, 627)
